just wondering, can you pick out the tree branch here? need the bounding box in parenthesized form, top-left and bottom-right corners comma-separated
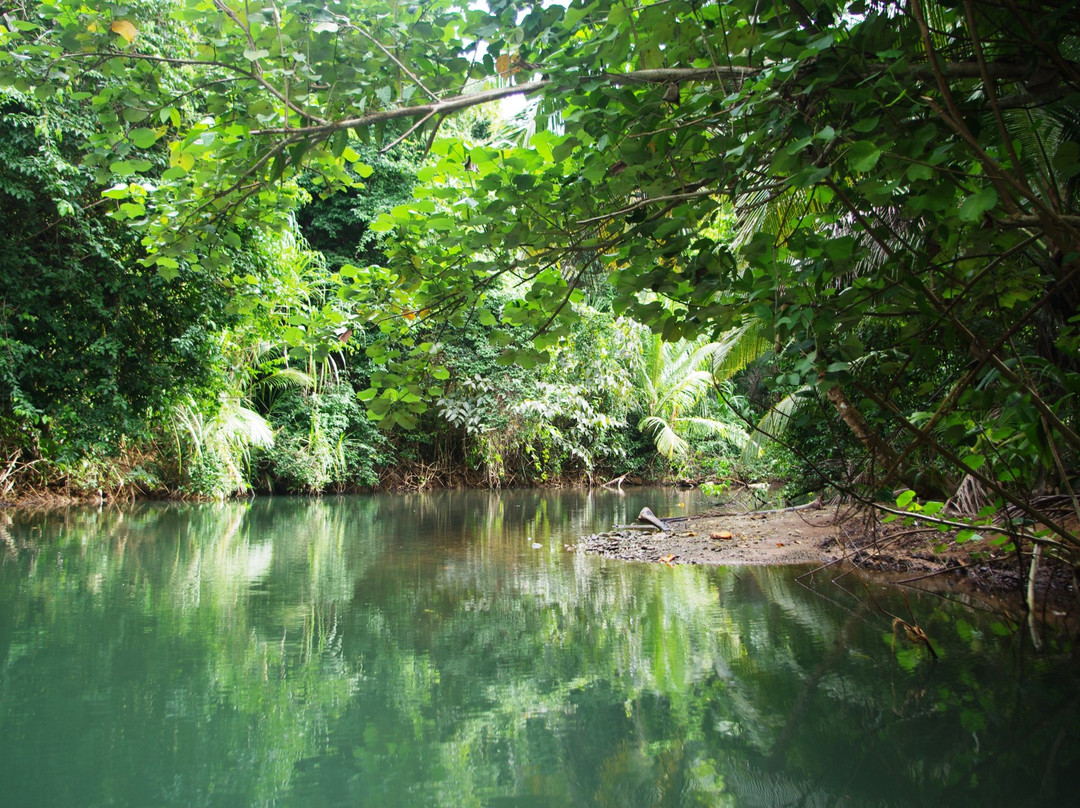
(64, 51, 327, 125)
(576, 184, 717, 226)
(347, 21, 442, 103)
(250, 80, 551, 136)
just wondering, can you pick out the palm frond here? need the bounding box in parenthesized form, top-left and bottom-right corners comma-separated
(216, 401, 275, 450)
(709, 321, 771, 381)
(257, 366, 317, 392)
(675, 415, 750, 449)
(741, 387, 813, 464)
(639, 415, 690, 459)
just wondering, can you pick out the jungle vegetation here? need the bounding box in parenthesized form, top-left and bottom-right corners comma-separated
(1, 1, 1078, 562)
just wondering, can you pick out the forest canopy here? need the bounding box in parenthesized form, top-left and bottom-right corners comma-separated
(1, 1, 1078, 557)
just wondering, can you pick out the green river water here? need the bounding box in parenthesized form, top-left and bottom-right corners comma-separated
(0, 489, 1077, 807)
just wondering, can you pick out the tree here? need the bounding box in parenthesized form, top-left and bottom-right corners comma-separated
(373, 0, 1080, 554)
(623, 325, 749, 466)
(2, 0, 1078, 557)
(0, 87, 233, 466)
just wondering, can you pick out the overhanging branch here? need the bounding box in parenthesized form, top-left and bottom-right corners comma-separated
(250, 80, 551, 136)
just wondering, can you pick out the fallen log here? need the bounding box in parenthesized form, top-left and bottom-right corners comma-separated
(708, 497, 823, 517)
(637, 507, 670, 532)
(612, 508, 692, 532)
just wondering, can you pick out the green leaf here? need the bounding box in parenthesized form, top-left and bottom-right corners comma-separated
(1052, 141, 1080, 179)
(962, 453, 985, 471)
(102, 184, 131, 200)
(117, 202, 146, 219)
(851, 116, 880, 133)
(243, 48, 270, 61)
(369, 213, 397, 233)
(394, 411, 418, 429)
(847, 141, 881, 172)
(110, 159, 152, 176)
(906, 162, 933, 181)
(129, 128, 159, 148)
(989, 621, 1011, 637)
(896, 489, 916, 509)
(958, 187, 998, 222)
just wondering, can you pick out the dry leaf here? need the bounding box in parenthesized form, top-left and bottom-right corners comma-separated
(710, 531, 734, 540)
(496, 54, 511, 78)
(660, 554, 676, 566)
(111, 19, 138, 43)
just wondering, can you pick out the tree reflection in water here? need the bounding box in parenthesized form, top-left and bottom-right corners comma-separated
(0, 491, 1076, 807)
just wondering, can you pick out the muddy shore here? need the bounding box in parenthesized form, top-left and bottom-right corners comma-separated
(579, 506, 842, 566)
(578, 504, 1079, 615)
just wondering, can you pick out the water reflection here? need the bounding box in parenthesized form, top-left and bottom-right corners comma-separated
(0, 491, 1076, 807)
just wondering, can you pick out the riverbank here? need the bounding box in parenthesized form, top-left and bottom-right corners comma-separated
(579, 507, 841, 566)
(8, 485, 1076, 609)
(578, 503, 1079, 611)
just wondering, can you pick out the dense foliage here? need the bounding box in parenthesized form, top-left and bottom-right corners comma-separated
(0, 89, 232, 467)
(1, 1, 1077, 562)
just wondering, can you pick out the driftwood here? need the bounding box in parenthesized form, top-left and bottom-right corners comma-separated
(611, 507, 692, 532)
(709, 497, 823, 517)
(601, 473, 629, 490)
(637, 506, 670, 532)
(613, 498, 823, 532)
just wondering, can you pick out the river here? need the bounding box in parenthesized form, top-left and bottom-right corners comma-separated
(0, 489, 1076, 806)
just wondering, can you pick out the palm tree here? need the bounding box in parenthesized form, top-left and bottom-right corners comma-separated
(172, 395, 275, 498)
(622, 323, 754, 465)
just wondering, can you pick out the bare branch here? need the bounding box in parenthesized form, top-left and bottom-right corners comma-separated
(576, 185, 718, 226)
(347, 21, 442, 103)
(250, 80, 551, 136)
(379, 110, 437, 154)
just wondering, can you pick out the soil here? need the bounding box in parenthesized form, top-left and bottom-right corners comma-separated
(579, 505, 842, 566)
(578, 503, 1080, 616)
